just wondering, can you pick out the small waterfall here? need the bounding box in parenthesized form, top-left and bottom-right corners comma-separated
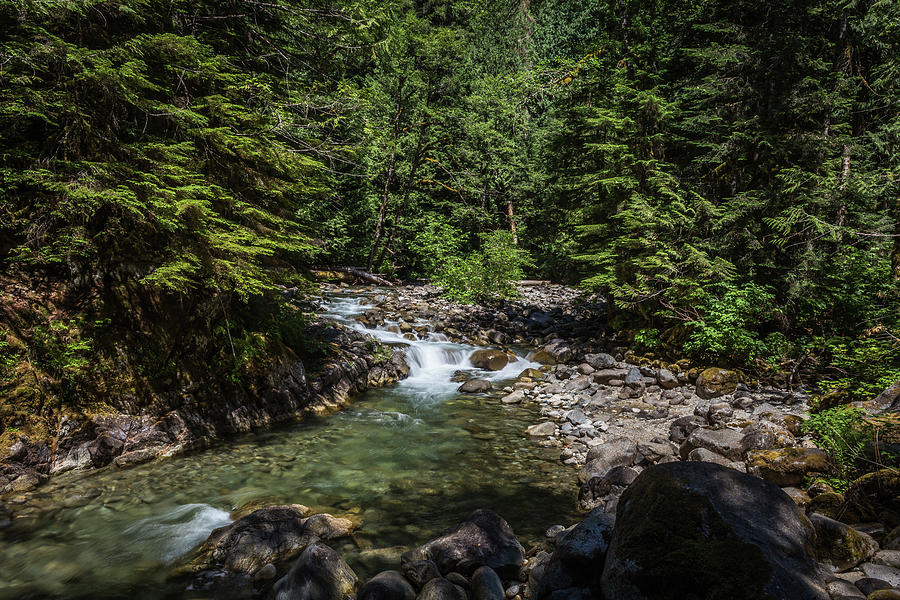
(320, 294, 541, 401)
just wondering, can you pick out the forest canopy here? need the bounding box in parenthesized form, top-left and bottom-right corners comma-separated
(0, 0, 897, 396)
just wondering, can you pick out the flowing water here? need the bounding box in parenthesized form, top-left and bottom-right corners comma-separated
(0, 289, 576, 599)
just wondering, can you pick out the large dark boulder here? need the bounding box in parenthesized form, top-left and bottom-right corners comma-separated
(402, 510, 525, 579)
(273, 542, 358, 600)
(601, 462, 829, 600)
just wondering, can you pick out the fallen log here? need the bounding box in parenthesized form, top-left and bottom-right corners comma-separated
(314, 266, 395, 287)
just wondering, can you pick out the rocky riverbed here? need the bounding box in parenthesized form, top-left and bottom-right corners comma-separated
(2, 281, 898, 599)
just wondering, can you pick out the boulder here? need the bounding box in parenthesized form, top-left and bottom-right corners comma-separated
(861, 563, 900, 588)
(679, 427, 744, 461)
(580, 438, 639, 483)
(669, 415, 707, 444)
(657, 369, 678, 389)
(518, 368, 545, 380)
(471, 566, 505, 600)
(526, 422, 557, 437)
(402, 560, 441, 592)
(554, 508, 615, 577)
(601, 461, 829, 600)
(418, 578, 468, 600)
(501, 390, 526, 405)
(810, 513, 878, 571)
(584, 353, 616, 370)
(695, 368, 740, 399)
(624, 368, 644, 389)
(357, 570, 416, 600)
(274, 542, 358, 600)
(470, 350, 509, 371)
(458, 379, 492, 393)
(746, 448, 831, 486)
(593, 368, 630, 385)
(192, 506, 353, 574)
(402, 510, 524, 579)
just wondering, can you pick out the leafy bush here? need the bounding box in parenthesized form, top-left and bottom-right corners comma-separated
(31, 318, 94, 395)
(813, 333, 900, 403)
(683, 282, 776, 363)
(0, 329, 21, 385)
(434, 230, 532, 303)
(803, 405, 869, 482)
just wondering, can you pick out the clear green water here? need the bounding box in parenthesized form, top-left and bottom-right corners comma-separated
(0, 293, 577, 599)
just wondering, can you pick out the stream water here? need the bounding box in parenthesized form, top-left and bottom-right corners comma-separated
(0, 289, 576, 599)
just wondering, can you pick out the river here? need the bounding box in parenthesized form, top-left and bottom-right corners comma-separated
(0, 288, 576, 599)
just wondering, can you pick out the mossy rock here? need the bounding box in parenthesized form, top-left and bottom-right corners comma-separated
(695, 368, 740, 399)
(845, 469, 900, 529)
(809, 513, 877, 571)
(528, 350, 556, 365)
(518, 368, 545, 380)
(746, 447, 831, 487)
(601, 462, 828, 600)
(815, 389, 854, 412)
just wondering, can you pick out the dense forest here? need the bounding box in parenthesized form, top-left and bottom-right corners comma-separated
(0, 0, 898, 417)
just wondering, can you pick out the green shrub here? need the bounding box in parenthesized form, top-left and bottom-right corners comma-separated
(683, 282, 776, 363)
(803, 405, 869, 481)
(434, 230, 532, 303)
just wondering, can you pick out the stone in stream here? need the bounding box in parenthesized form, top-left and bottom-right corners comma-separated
(527, 422, 557, 436)
(458, 379, 492, 393)
(357, 570, 416, 600)
(190, 505, 353, 574)
(402, 509, 525, 579)
(274, 542, 358, 600)
(469, 350, 509, 371)
(602, 461, 829, 600)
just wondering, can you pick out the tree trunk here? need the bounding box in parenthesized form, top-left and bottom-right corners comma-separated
(506, 199, 519, 245)
(367, 150, 395, 271)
